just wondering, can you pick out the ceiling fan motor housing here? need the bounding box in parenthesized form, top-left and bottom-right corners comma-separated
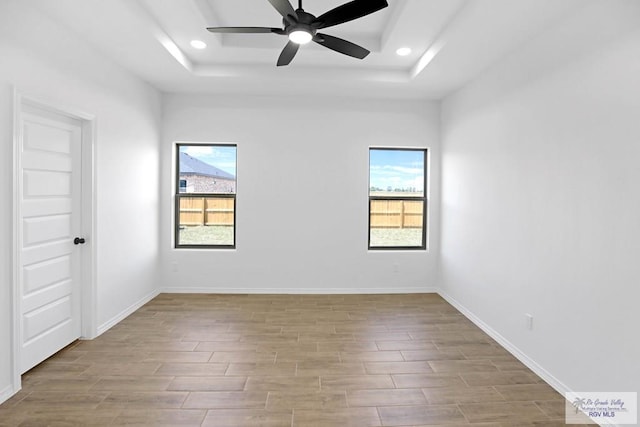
(285, 9, 316, 39)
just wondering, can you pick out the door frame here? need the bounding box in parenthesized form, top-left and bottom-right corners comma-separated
(11, 89, 97, 393)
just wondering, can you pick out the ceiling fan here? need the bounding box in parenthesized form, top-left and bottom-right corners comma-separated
(206, 0, 389, 66)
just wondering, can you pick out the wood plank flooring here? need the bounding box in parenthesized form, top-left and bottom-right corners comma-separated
(0, 293, 578, 426)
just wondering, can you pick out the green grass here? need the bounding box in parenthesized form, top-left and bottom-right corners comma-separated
(369, 228, 423, 248)
(179, 226, 423, 248)
(178, 225, 234, 246)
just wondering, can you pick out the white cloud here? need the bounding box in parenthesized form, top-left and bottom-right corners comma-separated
(184, 146, 214, 156)
(370, 167, 424, 191)
(392, 166, 423, 175)
(370, 165, 423, 175)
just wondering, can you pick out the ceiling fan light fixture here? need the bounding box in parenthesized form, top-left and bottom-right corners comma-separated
(289, 29, 312, 44)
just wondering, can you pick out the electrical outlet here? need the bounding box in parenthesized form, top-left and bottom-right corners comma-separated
(525, 313, 533, 331)
(393, 263, 399, 273)
(171, 261, 179, 272)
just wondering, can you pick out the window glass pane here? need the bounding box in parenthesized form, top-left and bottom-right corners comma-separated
(179, 145, 236, 194)
(178, 196, 234, 246)
(176, 143, 237, 248)
(369, 200, 424, 247)
(369, 149, 424, 197)
(369, 148, 426, 249)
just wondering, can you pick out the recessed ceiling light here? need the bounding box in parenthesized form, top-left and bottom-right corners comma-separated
(190, 40, 207, 50)
(396, 47, 412, 56)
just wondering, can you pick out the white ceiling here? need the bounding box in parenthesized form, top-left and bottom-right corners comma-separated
(32, 0, 587, 99)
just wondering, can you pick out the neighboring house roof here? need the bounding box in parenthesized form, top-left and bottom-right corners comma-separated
(179, 152, 235, 180)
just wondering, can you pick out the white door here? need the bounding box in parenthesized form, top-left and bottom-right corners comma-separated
(19, 104, 83, 373)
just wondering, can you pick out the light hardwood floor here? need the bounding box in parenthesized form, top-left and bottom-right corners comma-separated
(0, 293, 577, 426)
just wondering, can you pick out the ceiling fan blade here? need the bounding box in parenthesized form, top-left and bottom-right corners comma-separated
(207, 27, 285, 34)
(267, 0, 297, 22)
(313, 33, 369, 59)
(313, 0, 388, 30)
(277, 41, 299, 66)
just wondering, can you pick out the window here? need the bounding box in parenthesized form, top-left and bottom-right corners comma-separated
(369, 148, 427, 250)
(175, 144, 237, 248)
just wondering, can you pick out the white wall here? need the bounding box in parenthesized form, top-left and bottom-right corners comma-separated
(8, 0, 637, 411)
(161, 94, 440, 293)
(0, 0, 162, 400)
(440, 1, 640, 393)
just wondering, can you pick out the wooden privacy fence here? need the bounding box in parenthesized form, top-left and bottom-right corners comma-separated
(370, 199, 424, 228)
(179, 197, 234, 226)
(179, 197, 421, 229)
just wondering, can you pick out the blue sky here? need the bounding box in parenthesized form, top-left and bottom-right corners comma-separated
(180, 146, 423, 191)
(182, 145, 237, 176)
(369, 149, 424, 192)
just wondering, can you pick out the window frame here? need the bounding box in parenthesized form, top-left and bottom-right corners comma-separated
(174, 143, 237, 250)
(368, 147, 428, 251)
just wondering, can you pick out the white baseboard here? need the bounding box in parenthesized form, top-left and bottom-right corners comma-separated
(96, 289, 160, 337)
(439, 290, 624, 426)
(0, 383, 17, 405)
(437, 290, 571, 396)
(161, 287, 439, 295)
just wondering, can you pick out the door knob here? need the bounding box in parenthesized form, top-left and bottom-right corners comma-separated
(74, 237, 86, 245)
